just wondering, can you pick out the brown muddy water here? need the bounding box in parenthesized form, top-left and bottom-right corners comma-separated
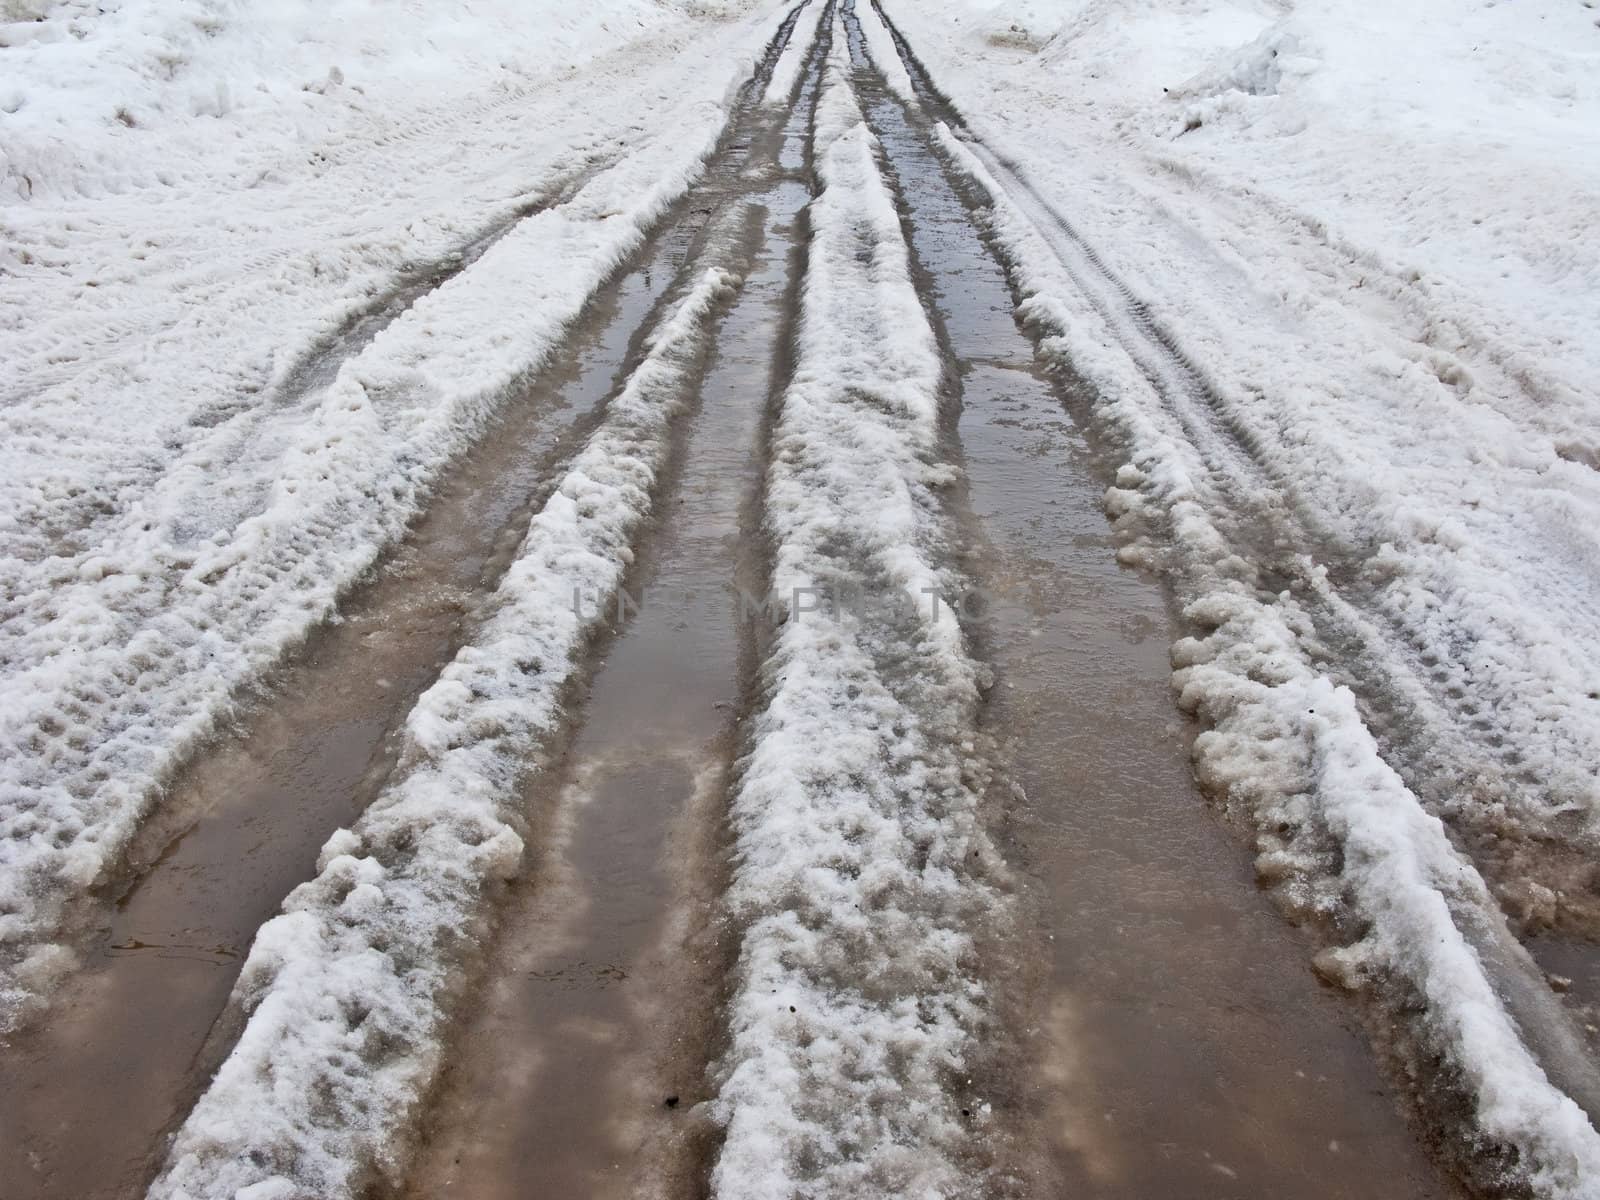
(840, 5, 1460, 1196)
(0, 129, 746, 1197)
(0, 3, 1493, 1197)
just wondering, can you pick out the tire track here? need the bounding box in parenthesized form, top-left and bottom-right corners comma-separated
(10, 4, 1594, 1198)
(118, 162, 615, 564)
(865, 2, 1600, 1194)
(868, 0, 1600, 926)
(705, 16, 1011, 1195)
(836, 5, 1461, 1196)
(400, 24, 826, 1200)
(0, 0, 812, 1038)
(0, 213, 668, 1200)
(0, 152, 621, 578)
(135, 11, 817, 1200)
(148, 260, 743, 1200)
(0, 8, 815, 1198)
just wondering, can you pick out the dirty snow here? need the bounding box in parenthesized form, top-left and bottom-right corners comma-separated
(6, 0, 1600, 1192)
(710, 19, 1004, 1197)
(933, 111, 1600, 1194)
(850, 0, 915, 103)
(0, 0, 786, 1027)
(873, 3, 1600, 859)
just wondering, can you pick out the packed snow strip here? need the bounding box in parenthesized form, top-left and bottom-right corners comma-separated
(0, 3, 796, 1031)
(763, 0, 827, 107)
(145, 264, 738, 1200)
(933, 118, 1600, 1199)
(1176, 606, 1600, 1200)
(710, 27, 1002, 1200)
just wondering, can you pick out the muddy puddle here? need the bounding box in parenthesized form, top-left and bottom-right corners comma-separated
(400, 58, 818, 1200)
(0, 4, 1501, 1196)
(840, 6, 1461, 1196)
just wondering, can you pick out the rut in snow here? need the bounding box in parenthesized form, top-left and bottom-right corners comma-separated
(0, 206, 680, 1199)
(871, 0, 1600, 940)
(707, 18, 1007, 1197)
(401, 24, 826, 1200)
(146, 14, 819, 1200)
(832, 3, 1457, 1196)
(399, 8, 1456, 1193)
(0, 5, 815, 1198)
(0, 0, 813, 1039)
(9, 4, 1594, 1200)
(148, 261, 741, 1200)
(865, 0, 1600, 1195)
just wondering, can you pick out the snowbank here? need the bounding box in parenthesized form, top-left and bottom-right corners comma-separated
(883, 0, 1600, 434)
(147, 264, 739, 1200)
(709, 20, 1004, 1197)
(0, 0, 749, 202)
(0, 0, 790, 1029)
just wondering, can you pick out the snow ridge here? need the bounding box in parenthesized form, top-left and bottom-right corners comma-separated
(763, 0, 827, 108)
(146, 263, 740, 1200)
(0, 13, 782, 1030)
(710, 23, 1004, 1199)
(935, 121, 1600, 1200)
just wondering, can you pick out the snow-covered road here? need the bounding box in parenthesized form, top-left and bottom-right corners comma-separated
(3, 0, 1599, 1197)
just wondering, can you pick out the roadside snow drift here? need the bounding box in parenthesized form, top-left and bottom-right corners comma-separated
(873, 0, 1600, 889)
